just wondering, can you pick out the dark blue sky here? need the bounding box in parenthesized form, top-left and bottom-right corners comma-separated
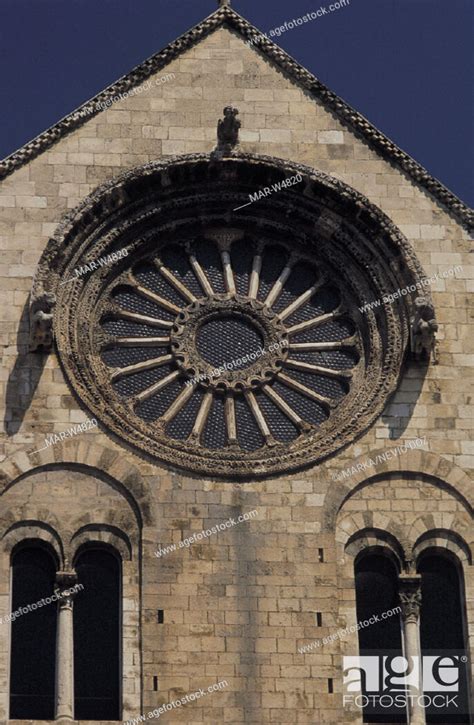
(1, 0, 472, 206)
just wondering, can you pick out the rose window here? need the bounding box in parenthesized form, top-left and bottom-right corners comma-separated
(47, 155, 424, 477)
(98, 233, 360, 456)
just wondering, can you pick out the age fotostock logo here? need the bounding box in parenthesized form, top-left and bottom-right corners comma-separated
(343, 654, 469, 717)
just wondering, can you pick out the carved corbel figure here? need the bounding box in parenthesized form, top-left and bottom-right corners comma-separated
(410, 296, 438, 362)
(29, 289, 56, 352)
(216, 106, 240, 156)
(399, 585, 422, 624)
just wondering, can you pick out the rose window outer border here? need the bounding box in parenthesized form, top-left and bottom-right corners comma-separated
(34, 153, 433, 479)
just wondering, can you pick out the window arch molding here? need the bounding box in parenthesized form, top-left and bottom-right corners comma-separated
(71, 525, 132, 562)
(337, 510, 410, 558)
(413, 529, 472, 567)
(2, 523, 63, 566)
(31, 152, 436, 477)
(345, 528, 405, 572)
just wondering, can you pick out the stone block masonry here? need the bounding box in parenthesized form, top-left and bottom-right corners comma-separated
(0, 22, 472, 725)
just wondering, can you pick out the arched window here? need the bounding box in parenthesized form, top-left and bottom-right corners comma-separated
(354, 552, 406, 724)
(355, 552, 403, 655)
(418, 553, 470, 724)
(9, 544, 57, 720)
(73, 547, 121, 720)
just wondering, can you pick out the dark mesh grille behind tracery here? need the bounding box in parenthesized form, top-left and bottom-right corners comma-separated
(113, 365, 173, 398)
(255, 389, 299, 442)
(287, 367, 348, 399)
(256, 245, 288, 301)
(136, 378, 182, 421)
(272, 262, 318, 314)
(102, 345, 169, 367)
(134, 259, 185, 307)
(112, 288, 174, 320)
(292, 317, 356, 343)
(167, 386, 205, 439)
(235, 396, 265, 450)
(197, 316, 264, 369)
(290, 349, 359, 369)
(272, 380, 328, 426)
(161, 244, 204, 298)
(285, 285, 341, 326)
(202, 395, 227, 449)
(231, 241, 254, 296)
(194, 239, 226, 293)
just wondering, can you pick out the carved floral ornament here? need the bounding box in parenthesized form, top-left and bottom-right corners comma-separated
(32, 154, 434, 477)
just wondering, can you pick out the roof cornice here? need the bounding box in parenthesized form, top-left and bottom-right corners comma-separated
(1, 5, 472, 229)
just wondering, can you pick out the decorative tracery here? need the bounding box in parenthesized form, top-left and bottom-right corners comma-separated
(38, 154, 432, 476)
(97, 233, 360, 453)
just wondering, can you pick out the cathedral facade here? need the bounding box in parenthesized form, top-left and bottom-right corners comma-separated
(0, 3, 472, 724)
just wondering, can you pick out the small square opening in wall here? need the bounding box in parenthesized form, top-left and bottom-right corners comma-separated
(157, 609, 164, 624)
(318, 548, 324, 562)
(316, 612, 322, 627)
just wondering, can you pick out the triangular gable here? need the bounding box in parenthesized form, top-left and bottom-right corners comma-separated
(0, 4, 472, 229)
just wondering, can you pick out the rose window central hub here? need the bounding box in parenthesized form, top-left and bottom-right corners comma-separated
(171, 295, 289, 392)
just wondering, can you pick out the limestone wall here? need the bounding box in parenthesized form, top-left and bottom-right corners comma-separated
(0, 26, 472, 725)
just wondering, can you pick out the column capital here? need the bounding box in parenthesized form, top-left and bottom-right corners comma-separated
(398, 574, 422, 623)
(205, 227, 244, 252)
(55, 570, 79, 607)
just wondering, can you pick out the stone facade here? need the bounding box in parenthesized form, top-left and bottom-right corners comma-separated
(0, 9, 472, 725)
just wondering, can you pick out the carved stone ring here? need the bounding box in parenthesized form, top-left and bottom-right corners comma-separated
(42, 154, 432, 477)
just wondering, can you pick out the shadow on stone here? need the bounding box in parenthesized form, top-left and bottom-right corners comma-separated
(381, 358, 428, 439)
(4, 298, 47, 436)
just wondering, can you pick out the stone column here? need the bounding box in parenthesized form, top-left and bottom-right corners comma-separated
(398, 575, 425, 725)
(54, 571, 79, 722)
